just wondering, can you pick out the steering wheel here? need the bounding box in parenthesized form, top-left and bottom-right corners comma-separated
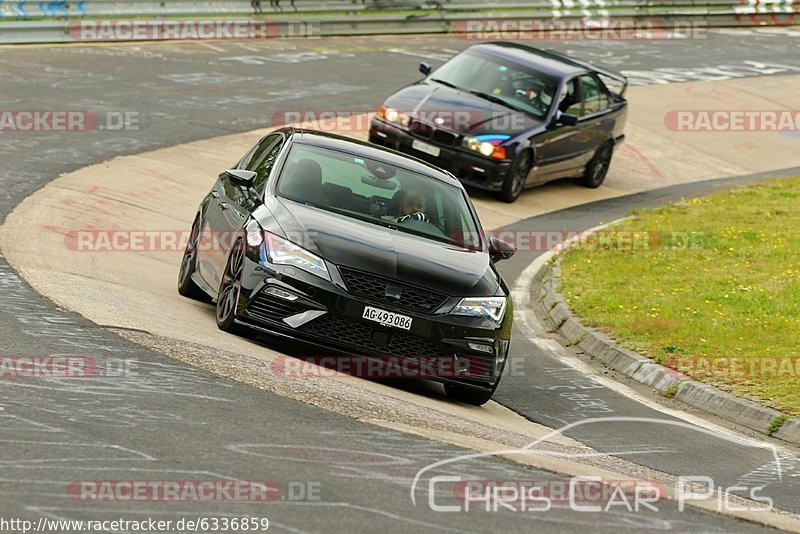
(397, 212, 430, 224)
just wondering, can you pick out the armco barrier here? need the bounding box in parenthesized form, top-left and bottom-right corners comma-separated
(2, 0, 798, 18)
(0, 0, 797, 43)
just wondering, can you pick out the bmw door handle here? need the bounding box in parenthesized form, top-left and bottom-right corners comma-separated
(219, 202, 229, 210)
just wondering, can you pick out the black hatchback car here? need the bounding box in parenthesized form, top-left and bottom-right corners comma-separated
(369, 42, 628, 202)
(178, 128, 516, 405)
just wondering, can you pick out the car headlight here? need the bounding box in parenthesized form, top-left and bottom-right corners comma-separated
(377, 106, 410, 127)
(451, 297, 506, 321)
(262, 232, 330, 281)
(462, 135, 509, 160)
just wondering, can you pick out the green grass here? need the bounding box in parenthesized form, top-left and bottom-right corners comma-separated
(767, 415, 789, 436)
(560, 176, 800, 416)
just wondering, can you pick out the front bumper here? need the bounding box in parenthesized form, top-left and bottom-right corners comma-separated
(368, 118, 512, 192)
(234, 254, 512, 390)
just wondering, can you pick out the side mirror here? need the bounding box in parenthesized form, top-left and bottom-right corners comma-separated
(225, 169, 257, 187)
(555, 111, 578, 127)
(419, 62, 432, 76)
(488, 236, 516, 262)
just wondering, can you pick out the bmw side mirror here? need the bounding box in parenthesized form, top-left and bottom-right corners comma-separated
(225, 169, 257, 187)
(555, 111, 579, 127)
(419, 62, 432, 76)
(489, 236, 516, 262)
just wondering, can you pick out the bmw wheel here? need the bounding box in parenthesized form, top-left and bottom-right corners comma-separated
(579, 142, 613, 188)
(498, 150, 531, 203)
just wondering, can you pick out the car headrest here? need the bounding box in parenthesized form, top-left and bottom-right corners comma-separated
(283, 159, 322, 201)
(291, 159, 322, 187)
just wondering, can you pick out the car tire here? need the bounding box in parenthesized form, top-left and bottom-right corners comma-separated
(497, 150, 531, 203)
(216, 238, 245, 334)
(444, 382, 496, 406)
(578, 142, 613, 188)
(177, 214, 209, 301)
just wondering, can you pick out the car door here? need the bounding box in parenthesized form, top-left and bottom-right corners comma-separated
(196, 175, 227, 290)
(531, 76, 586, 183)
(200, 134, 283, 291)
(572, 73, 616, 168)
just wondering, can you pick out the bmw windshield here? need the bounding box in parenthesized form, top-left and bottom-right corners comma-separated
(429, 49, 559, 119)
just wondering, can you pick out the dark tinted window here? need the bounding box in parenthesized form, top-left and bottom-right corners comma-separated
(245, 135, 284, 195)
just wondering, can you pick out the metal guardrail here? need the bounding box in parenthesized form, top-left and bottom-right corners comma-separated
(2, 0, 798, 18)
(0, 0, 796, 43)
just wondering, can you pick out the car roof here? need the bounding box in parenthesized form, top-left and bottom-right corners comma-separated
(278, 128, 463, 188)
(470, 42, 588, 78)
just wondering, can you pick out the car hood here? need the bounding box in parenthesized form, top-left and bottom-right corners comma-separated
(382, 82, 542, 135)
(264, 197, 500, 297)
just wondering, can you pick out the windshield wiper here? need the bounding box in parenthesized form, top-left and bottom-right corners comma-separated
(467, 90, 525, 113)
(430, 78, 458, 89)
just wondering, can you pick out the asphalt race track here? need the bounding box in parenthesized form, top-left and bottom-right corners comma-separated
(2, 31, 800, 532)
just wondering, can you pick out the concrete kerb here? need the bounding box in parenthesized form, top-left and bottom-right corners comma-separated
(534, 234, 800, 446)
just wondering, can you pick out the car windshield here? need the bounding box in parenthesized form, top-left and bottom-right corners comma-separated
(277, 143, 482, 250)
(430, 49, 558, 119)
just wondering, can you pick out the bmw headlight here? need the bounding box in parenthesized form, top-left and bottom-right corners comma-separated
(462, 135, 510, 160)
(378, 106, 410, 127)
(262, 232, 330, 281)
(451, 297, 507, 321)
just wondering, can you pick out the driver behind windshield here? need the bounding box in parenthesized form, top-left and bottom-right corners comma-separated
(386, 188, 429, 223)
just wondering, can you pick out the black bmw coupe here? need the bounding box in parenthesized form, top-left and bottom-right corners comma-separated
(369, 42, 628, 202)
(178, 128, 516, 405)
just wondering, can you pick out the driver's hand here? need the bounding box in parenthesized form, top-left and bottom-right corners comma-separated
(397, 212, 430, 223)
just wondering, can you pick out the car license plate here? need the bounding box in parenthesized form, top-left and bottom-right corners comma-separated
(362, 306, 413, 330)
(411, 139, 440, 157)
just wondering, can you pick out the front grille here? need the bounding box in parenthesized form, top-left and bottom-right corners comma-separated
(432, 129, 458, 147)
(246, 291, 305, 323)
(302, 314, 447, 358)
(407, 118, 433, 139)
(339, 267, 448, 314)
(407, 119, 458, 147)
